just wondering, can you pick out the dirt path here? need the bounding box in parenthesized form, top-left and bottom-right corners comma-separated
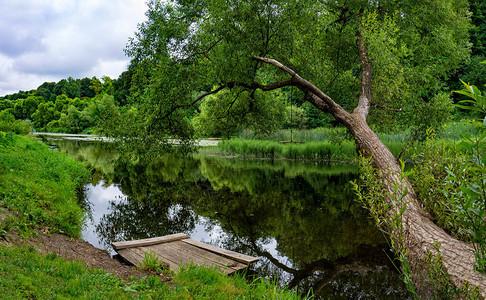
(2, 229, 170, 281)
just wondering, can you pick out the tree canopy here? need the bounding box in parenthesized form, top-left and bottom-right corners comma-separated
(112, 0, 471, 152)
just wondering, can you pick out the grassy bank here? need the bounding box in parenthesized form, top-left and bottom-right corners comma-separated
(0, 244, 303, 299)
(0, 132, 89, 236)
(0, 133, 305, 299)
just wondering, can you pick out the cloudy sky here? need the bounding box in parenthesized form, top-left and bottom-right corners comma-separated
(0, 0, 149, 96)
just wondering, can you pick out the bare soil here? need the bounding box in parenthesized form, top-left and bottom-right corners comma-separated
(0, 215, 171, 282)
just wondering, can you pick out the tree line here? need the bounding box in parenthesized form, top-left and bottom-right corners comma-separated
(0, 0, 485, 137)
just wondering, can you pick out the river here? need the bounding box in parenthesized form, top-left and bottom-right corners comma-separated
(44, 137, 410, 299)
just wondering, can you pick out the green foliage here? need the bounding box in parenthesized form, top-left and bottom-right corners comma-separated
(411, 132, 486, 273)
(409, 79, 486, 275)
(283, 104, 307, 130)
(410, 134, 469, 234)
(352, 155, 417, 296)
(31, 101, 60, 129)
(302, 102, 333, 129)
(56, 94, 119, 133)
(409, 93, 454, 141)
(139, 251, 173, 275)
(112, 0, 471, 154)
(451, 81, 486, 272)
(0, 111, 31, 135)
(0, 134, 89, 236)
(470, 0, 486, 57)
(192, 88, 287, 138)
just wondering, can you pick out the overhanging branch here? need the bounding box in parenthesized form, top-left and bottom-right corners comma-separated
(252, 56, 350, 122)
(236, 79, 294, 91)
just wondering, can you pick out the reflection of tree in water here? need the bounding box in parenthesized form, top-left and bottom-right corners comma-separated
(96, 196, 198, 245)
(96, 156, 205, 244)
(191, 158, 410, 298)
(44, 138, 118, 185)
(92, 154, 409, 298)
(52, 139, 409, 299)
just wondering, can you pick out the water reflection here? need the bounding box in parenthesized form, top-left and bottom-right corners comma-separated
(47, 139, 410, 299)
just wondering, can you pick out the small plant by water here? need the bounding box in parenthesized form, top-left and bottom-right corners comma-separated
(139, 250, 174, 276)
(352, 155, 417, 297)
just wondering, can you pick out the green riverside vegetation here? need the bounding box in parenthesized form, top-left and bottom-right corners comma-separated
(209, 121, 482, 161)
(0, 132, 89, 236)
(0, 132, 307, 299)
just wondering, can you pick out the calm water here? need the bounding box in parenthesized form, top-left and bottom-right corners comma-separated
(46, 138, 410, 299)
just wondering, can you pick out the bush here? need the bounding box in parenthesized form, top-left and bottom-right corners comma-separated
(0, 110, 31, 135)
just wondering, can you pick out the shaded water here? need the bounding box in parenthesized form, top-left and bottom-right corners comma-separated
(46, 138, 410, 299)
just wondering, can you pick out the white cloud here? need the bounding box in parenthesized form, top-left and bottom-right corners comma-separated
(0, 0, 148, 96)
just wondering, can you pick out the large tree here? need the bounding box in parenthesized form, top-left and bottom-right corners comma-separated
(114, 0, 486, 295)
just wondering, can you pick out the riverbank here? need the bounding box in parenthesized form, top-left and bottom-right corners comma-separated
(201, 121, 482, 161)
(0, 133, 306, 299)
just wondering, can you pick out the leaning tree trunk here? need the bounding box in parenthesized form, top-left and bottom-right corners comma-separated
(347, 113, 486, 297)
(251, 29, 486, 296)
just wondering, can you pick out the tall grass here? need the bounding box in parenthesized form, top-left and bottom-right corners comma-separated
(217, 139, 410, 161)
(218, 139, 356, 160)
(238, 127, 349, 142)
(228, 122, 481, 161)
(440, 120, 483, 140)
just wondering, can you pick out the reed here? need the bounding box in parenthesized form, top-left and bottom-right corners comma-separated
(218, 139, 356, 160)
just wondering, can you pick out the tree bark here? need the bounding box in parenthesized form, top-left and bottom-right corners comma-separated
(346, 113, 486, 297)
(253, 37, 486, 295)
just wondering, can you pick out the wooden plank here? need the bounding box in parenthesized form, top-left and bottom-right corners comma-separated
(181, 239, 259, 264)
(138, 245, 184, 271)
(171, 241, 246, 269)
(147, 243, 220, 272)
(117, 248, 144, 266)
(111, 233, 189, 250)
(115, 241, 250, 275)
(151, 241, 247, 274)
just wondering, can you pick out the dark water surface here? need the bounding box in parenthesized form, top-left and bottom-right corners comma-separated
(46, 138, 410, 299)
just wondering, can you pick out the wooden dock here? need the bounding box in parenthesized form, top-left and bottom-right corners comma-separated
(112, 233, 259, 274)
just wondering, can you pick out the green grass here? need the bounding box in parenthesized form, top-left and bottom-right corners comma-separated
(0, 244, 306, 299)
(217, 122, 483, 161)
(0, 132, 90, 236)
(217, 139, 356, 160)
(215, 138, 410, 161)
(238, 127, 350, 142)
